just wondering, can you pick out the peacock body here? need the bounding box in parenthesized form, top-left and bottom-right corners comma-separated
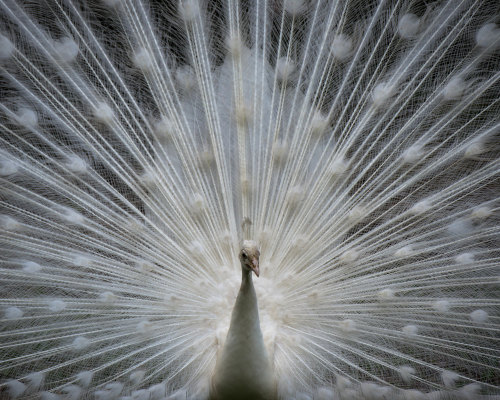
(0, 0, 499, 399)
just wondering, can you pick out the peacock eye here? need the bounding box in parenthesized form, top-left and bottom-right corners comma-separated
(241, 252, 247, 259)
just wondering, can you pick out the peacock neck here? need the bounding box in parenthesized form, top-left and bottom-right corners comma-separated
(241, 268, 253, 288)
(239, 269, 255, 303)
(210, 267, 275, 399)
(227, 269, 260, 344)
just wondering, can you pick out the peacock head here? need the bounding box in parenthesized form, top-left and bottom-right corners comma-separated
(239, 240, 260, 277)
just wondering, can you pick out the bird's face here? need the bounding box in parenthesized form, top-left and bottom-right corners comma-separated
(239, 241, 260, 277)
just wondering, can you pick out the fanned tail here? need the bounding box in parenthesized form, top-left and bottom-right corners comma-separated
(0, 0, 499, 399)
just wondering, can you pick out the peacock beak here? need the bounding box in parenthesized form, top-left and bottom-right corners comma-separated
(251, 257, 260, 277)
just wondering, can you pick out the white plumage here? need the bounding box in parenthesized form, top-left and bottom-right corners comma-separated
(0, 0, 499, 399)
(211, 241, 274, 400)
